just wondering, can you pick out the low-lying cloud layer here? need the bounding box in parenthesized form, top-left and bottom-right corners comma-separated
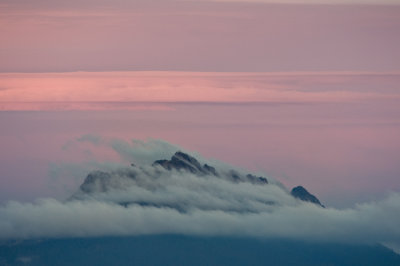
(1, 193, 400, 245)
(1, 139, 399, 251)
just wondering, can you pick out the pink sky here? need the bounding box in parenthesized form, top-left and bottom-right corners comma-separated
(1, 100, 399, 207)
(0, 0, 400, 207)
(1, 0, 400, 72)
(0, 71, 399, 207)
(1, 71, 400, 110)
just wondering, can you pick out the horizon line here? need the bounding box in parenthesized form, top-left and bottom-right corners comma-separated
(1, 70, 400, 76)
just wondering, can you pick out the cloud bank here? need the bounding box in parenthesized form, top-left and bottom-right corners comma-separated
(0, 138, 399, 251)
(1, 192, 400, 245)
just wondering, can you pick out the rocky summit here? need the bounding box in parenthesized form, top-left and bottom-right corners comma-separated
(153, 151, 218, 175)
(291, 186, 324, 207)
(153, 151, 269, 185)
(76, 151, 323, 208)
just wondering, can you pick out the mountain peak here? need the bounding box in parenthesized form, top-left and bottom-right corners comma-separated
(74, 151, 324, 209)
(291, 186, 324, 207)
(153, 151, 218, 175)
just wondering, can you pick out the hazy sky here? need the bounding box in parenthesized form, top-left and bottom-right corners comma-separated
(1, 0, 400, 72)
(0, 0, 400, 209)
(1, 98, 399, 207)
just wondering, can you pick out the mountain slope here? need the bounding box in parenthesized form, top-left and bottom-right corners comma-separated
(1, 236, 400, 266)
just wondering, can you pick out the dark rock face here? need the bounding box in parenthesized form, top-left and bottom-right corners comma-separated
(291, 186, 324, 207)
(152, 151, 269, 185)
(203, 164, 218, 176)
(153, 151, 219, 176)
(246, 174, 268, 184)
(80, 171, 112, 193)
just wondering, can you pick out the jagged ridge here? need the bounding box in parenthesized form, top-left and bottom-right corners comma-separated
(77, 151, 323, 208)
(153, 151, 268, 185)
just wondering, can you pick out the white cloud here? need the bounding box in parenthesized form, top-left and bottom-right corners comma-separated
(1, 193, 400, 246)
(1, 137, 399, 251)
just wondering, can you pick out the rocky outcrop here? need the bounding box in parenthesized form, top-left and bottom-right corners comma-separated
(291, 186, 324, 207)
(76, 151, 324, 208)
(152, 151, 269, 186)
(153, 151, 219, 176)
(80, 171, 112, 193)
